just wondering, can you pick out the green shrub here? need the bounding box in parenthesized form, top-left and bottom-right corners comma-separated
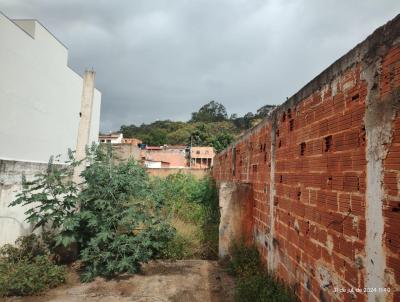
(0, 234, 65, 297)
(10, 146, 175, 282)
(162, 233, 196, 260)
(63, 149, 176, 281)
(0, 234, 49, 263)
(228, 242, 261, 278)
(228, 243, 298, 302)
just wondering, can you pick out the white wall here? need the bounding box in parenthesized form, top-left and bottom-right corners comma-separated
(0, 13, 101, 163)
(145, 161, 162, 168)
(0, 160, 49, 246)
(0, 13, 101, 245)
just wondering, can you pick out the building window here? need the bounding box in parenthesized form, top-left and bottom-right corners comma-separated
(196, 151, 200, 154)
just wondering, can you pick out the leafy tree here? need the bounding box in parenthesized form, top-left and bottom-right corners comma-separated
(120, 124, 139, 139)
(119, 102, 276, 150)
(256, 104, 276, 118)
(72, 150, 174, 281)
(146, 128, 167, 145)
(121, 121, 187, 145)
(233, 116, 252, 130)
(244, 112, 254, 119)
(211, 132, 234, 152)
(243, 112, 255, 129)
(10, 146, 175, 282)
(166, 127, 193, 145)
(189, 124, 213, 147)
(190, 101, 228, 123)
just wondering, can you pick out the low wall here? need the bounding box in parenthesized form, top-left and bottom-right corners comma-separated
(146, 168, 210, 179)
(0, 159, 49, 246)
(213, 15, 400, 302)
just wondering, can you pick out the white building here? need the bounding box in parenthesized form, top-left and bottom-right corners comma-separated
(0, 13, 101, 162)
(0, 12, 101, 245)
(99, 132, 123, 144)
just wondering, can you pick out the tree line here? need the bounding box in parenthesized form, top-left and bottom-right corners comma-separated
(120, 101, 276, 152)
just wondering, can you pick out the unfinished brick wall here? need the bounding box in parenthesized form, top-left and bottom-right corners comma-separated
(213, 15, 400, 302)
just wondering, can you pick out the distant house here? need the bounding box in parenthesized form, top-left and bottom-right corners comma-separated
(140, 145, 188, 168)
(99, 132, 123, 144)
(190, 147, 215, 169)
(139, 145, 215, 169)
(98, 134, 143, 162)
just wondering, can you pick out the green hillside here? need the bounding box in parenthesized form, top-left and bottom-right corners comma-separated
(120, 101, 276, 152)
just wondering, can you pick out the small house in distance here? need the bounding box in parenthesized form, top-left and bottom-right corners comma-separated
(98, 133, 142, 162)
(141, 145, 188, 169)
(190, 146, 215, 169)
(98, 133, 215, 170)
(99, 132, 123, 144)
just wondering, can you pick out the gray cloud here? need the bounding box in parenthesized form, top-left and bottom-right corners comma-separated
(1, 0, 399, 131)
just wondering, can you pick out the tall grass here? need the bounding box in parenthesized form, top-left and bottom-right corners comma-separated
(150, 173, 220, 259)
(228, 243, 298, 302)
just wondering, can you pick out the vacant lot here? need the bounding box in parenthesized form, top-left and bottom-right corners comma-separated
(3, 260, 234, 302)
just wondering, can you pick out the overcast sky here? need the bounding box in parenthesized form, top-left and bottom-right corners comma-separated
(1, 1, 399, 132)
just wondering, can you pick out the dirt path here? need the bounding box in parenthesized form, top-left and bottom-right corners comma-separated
(3, 260, 234, 302)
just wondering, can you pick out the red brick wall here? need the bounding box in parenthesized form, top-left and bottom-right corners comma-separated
(213, 15, 400, 302)
(382, 46, 400, 302)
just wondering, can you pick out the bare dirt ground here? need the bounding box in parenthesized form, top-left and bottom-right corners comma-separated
(3, 260, 234, 302)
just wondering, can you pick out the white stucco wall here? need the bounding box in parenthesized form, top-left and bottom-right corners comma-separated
(0, 13, 101, 163)
(0, 13, 101, 245)
(0, 160, 50, 246)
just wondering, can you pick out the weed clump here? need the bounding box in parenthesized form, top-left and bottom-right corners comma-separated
(152, 173, 220, 260)
(228, 243, 298, 302)
(0, 234, 65, 297)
